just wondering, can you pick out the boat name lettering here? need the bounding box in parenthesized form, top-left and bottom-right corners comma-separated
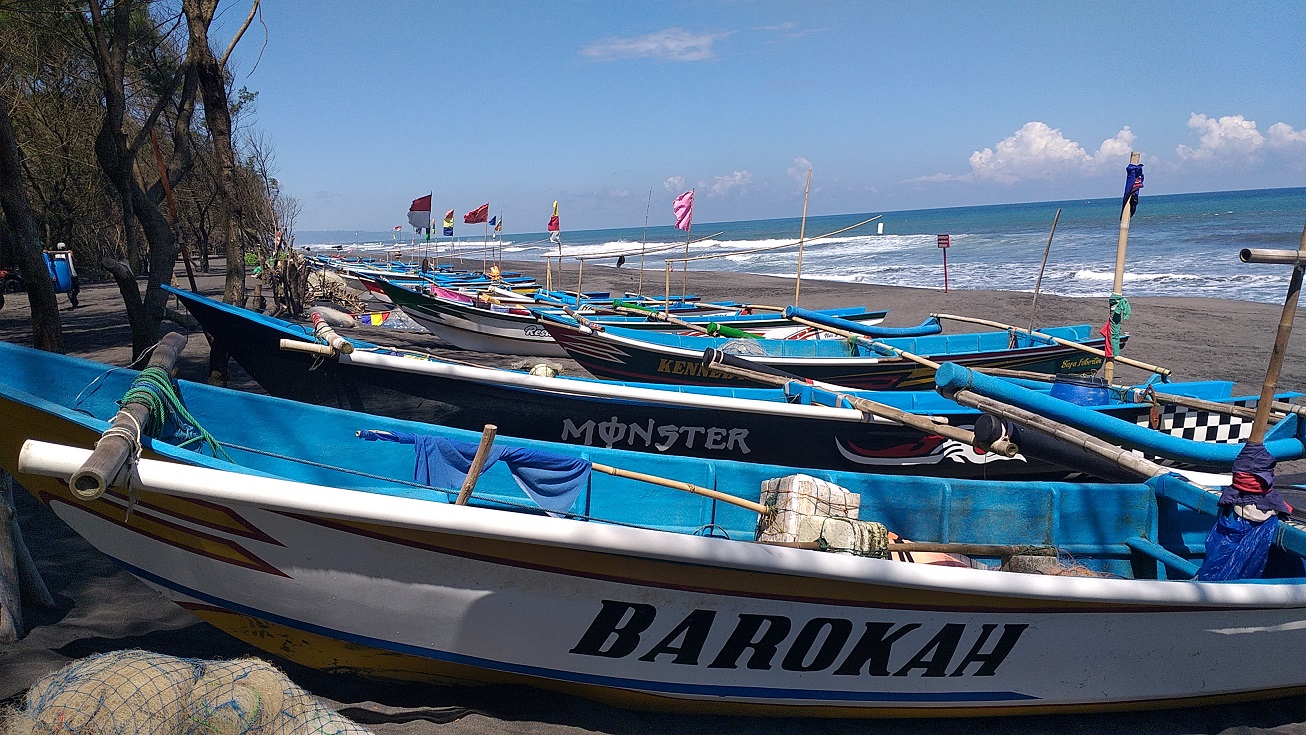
(1059, 355, 1103, 370)
(656, 359, 736, 380)
(569, 600, 1027, 677)
(562, 418, 751, 454)
(523, 325, 551, 338)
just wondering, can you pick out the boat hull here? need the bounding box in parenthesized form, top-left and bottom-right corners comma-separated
(171, 288, 1264, 478)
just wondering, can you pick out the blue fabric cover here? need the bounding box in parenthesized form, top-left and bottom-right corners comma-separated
(1216, 441, 1293, 515)
(358, 429, 591, 514)
(1198, 509, 1278, 581)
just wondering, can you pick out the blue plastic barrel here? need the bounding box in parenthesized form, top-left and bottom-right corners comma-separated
(1049, 374, 1116, 406)
(49, 256, 73, 293)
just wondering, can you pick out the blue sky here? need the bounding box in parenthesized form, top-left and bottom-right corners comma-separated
(218, 1, 1306, 233)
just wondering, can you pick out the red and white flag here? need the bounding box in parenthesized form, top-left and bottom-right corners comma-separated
(393, 225, 402, 232)
(407, 194, 432, 230)
(673, 189, 694, 232)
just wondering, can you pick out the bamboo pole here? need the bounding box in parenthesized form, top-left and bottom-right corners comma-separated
(612, 305, 710, 335)
(280, 338, 337, 357)
(1106, 152, 1142, 383)
(70, 331, 189, 500)
(638, 188, 651, 296)
(794, 168, 812, 307)
(941, 386, 1173, 480)
(590, 462, 769, 515)
(1247, 221, 1306, 443)
(150, 129, 198, 293)
(456, 425, 497, 505)
(784, 315, 939, 369)
(762, 539, 1057, 557)
(701, 349, 1018, 457)
(931, 312, 1170, 377)
(1028, 208, 1061, 334)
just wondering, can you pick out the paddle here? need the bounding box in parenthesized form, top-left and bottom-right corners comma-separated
(930, 312, 1170, 378)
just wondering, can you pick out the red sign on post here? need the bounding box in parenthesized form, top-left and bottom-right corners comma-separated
(937, 235, 951, 292)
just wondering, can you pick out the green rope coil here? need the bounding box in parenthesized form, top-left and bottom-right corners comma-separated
(119, 367, 234, 463)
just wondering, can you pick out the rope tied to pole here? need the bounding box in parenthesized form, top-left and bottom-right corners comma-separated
(118, 367, 233, 463)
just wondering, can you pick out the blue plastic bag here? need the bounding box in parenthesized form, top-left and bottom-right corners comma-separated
(1197, 508, 1278, 581)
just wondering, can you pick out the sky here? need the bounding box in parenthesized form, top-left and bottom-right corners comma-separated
(215, 1, 1306, 234)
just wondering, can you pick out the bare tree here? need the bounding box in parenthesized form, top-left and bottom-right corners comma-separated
(0, 76, 63, 352)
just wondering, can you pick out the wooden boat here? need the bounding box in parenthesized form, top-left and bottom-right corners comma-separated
(372, 277, 890, 357)
(8, 337, 1306, 716)
(168, 287, 1294, 478)
(536, 312, 1121, 389)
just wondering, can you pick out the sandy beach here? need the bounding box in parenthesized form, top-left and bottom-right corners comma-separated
(2, 258, 1306, 734)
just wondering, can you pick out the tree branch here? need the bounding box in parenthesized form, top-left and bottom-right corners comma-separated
(218, 0, 259, 69)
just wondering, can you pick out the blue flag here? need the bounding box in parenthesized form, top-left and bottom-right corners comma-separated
(1121, 163, 1144, 218)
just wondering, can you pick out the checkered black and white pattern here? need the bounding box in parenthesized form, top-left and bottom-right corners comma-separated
(1136, 400, 1256, 445)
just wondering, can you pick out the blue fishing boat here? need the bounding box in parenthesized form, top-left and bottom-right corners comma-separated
(169, 287, 1296, 477)
(7, 335, 1306, 716)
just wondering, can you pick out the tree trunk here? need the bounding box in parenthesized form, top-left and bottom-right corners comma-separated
(0, 82, 62, 353)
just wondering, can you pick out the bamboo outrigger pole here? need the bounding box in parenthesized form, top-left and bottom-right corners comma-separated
(794, 168, 812, 307)
(930, 312, 1171, 377)
(1105, 152, 1143, 382)
(1028, 208, 1061, 334)
(1242, 220, 1306, 443)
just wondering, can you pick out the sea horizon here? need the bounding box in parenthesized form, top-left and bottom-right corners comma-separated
(301, 186, 1306, 305)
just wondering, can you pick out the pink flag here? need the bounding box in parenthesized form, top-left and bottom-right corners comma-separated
(673, 189, 694, 232)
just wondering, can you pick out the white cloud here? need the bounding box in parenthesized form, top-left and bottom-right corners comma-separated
(1267, 121, 1306, 149)
(663, 176, 686, 192)
(786, 157, 812, 187)
(1176, 113, 1265, 161)
(706, 170, 753, 196)
(969, 122, 1093, 183)
(581, 28, 728, 62)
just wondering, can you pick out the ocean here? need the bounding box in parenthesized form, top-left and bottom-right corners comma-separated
(309, 187, 1306, 305)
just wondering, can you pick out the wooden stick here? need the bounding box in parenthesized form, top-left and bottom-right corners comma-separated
(612, 305, 710, 334)
(70, 331, 189, 500)
(279, 338, 337, 357)
(931, 312, 1170, 377)
(590, 462, 769, 515)
(1249, 220, 1306, 443)
(762, 540, 1058, 557)
(1106, 152, 1142, 383)
(311, 312, 354, 354)
(149, 129, 198, 293)
(1028, 208, 1061, 334)
(1241, 248, 1306, 267)
(785, 315, 939, 369)
(942, 387, 1171, 480)
(702, 350, 1018, 457)
(456, 425, 497, 506)
(794, 168, 811, 307)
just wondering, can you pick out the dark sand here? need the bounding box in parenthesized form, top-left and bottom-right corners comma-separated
(2, 258, 1305, 734)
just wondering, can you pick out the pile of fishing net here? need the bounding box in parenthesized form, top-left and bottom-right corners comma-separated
(2, 650, 371, 734)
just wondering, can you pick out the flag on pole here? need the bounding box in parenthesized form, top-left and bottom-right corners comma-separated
(495, 216, 502, 233)
(548, 201, 560, 243)
(464, 203, 489, 224)
(442, 209, 455, 237)
(408, 194, 432, 231)
(673, 189, 694, 231)
(1121, 162, 1144, 219)
(488, 216, 497, 228)
(393, 225, 402, 232)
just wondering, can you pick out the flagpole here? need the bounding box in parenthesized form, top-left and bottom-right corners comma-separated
(681, 189, 694, 299)
(794, 169, 812, 307)
(638, 188, 651, 296)
(1104, 152, 1141, 383)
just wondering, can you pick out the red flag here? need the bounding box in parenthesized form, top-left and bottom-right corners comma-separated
(464, 203, 489, 224)
(547, 200, 560, 232)
(407, 194, 432, 230)
(1099, 320, 1113, 359)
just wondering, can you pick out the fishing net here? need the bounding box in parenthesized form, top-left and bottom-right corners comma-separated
(2, 650, 371, 735)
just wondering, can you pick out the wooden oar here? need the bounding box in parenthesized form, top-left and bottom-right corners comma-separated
(702, 348, 1018, 457)
(931, 312, 1171, 377)
(1242, 221, 1306, 443)
(456, 425, 497, 506)
(612, 304, 710, 335)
